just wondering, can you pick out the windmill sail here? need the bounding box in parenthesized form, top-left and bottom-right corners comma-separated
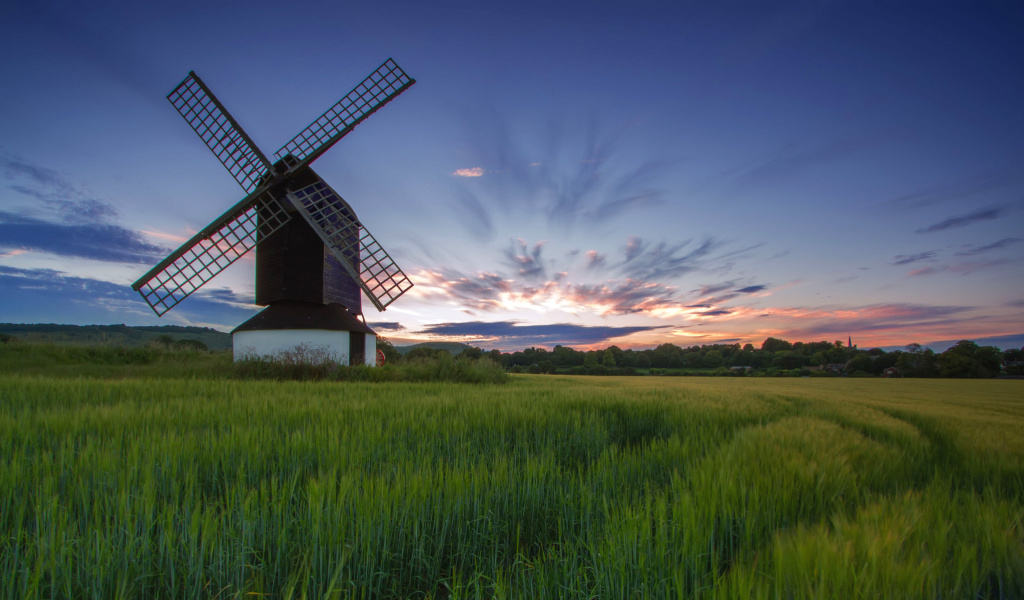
(275, 59, 415, 168)
(286, 180, 413, 312)
(168, 72, 273, 193)
(131, 193, 292, 316)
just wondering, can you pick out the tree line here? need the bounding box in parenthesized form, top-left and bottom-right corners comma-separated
(380, 337, 1023, 378)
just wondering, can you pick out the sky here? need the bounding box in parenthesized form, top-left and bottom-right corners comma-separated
(1, 0, 1023, 352)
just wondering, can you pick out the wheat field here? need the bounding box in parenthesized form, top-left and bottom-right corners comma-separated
(1, 369, 1021, 598)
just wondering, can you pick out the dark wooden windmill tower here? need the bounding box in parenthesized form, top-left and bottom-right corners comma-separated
(131, 59, 415, 365)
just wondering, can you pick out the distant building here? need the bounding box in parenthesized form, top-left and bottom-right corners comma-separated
(882, 367, 901, 378)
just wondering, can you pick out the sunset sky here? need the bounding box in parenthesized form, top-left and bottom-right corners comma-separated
(1, 0, 1022, 351)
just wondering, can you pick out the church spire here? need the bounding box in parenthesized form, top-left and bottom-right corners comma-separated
(848, 335, 853, 350)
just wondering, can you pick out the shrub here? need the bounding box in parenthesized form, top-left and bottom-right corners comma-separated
(233, 345, 509, 384)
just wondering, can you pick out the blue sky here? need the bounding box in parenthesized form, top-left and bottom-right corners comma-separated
(1, 0, 1022, 351)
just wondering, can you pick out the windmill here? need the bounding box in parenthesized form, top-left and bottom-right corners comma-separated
(132, 59, 416, 365)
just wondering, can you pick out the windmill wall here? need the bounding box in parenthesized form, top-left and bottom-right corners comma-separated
(255, 217, 362, 314)
(233, 329, 376, 366)
(231, 301, 376, 366)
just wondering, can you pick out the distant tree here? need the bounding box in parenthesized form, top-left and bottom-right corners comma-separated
(635, 353, 651, 369)
(937, 340, 999, 378)
(905, 343, 924, 354)
(846, 354, 873, 375)
(742, 343, 755, 352)
(583, 351, 600, 368)
(702, 350, 724, 368)
(155, 334, 175, 347)
(405, 347, 445, 361)
(173, 339, 207, 351)
(772, 351, 804, 370)
(487, 349, 503, 364)
(377, 337, 401, 364)
(761, 337, 793, 353)
(937, 351, 976, 378)
(731, 349, 755, 367)
(809, 351, 827, 366)
(682, 351, 703, 368)
(457, 346, 483, 361)
(602, 349, 616, 368)
(896, 348, 939, 377)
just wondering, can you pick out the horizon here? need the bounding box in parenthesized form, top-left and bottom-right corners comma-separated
(2, 2, 1022, 350)
(3, 321, 1021, 355)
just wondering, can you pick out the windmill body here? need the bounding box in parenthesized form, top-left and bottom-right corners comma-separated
(132, 60, 415, 365)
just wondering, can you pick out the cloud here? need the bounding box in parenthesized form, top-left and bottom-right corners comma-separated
(0, 211, 166, 264)
(764, 303, 975, 341)
(697, 280, 740, 296)
(906, 266, 938, 278)
(504, 238, 547, 279)
(906, 257, 1016, 278)
(585, 250, 606, 270)
(0, 265, 254, 328)
(368, 322, 405, 332)
(883, 167, 1024, 209)
(1, 154, 78, 197)
(452, 188, 494, 240)
(624, 236, 644, 262)
(955, 237, 1022, 256)
(415, 320, 669, 348)
(735, 131, 883, 187)
(564, 279, 680, 315)
(892, 251, 937, 265)
(1, 154, 118, 222)
(0, 155, 166, 263)
(915, 207, 1003, 234)
(446, 113, 670, 234)
(615, 237, 722, 281)
(197, 287, 254, 306)
(734, 284, 768, 294)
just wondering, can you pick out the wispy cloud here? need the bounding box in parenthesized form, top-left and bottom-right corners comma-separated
(883, 167, 1024, 209)
(955, 237, 1022, 256)
(0, 155, 166, 263)
(906, 257, 1016, 278)
(615, 237, 723, 280)
(906, 266, 939, 278)
(762, 303, 975, 341)
(447, 113, 671, 234)
(734, 131, 883, 188)
(504, 238, 547, 279)
(415, 320, 669, 348)
(584, 250, 606, 270)
(915, 207, 1003, 234)
(892, 250, 937, 265)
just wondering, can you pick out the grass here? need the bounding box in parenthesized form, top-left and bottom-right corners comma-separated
(0, 344, 1022, 598)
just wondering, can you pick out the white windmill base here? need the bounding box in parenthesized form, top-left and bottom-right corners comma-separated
(231, 302, 377, 366)
(233, 329, 376, 366)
